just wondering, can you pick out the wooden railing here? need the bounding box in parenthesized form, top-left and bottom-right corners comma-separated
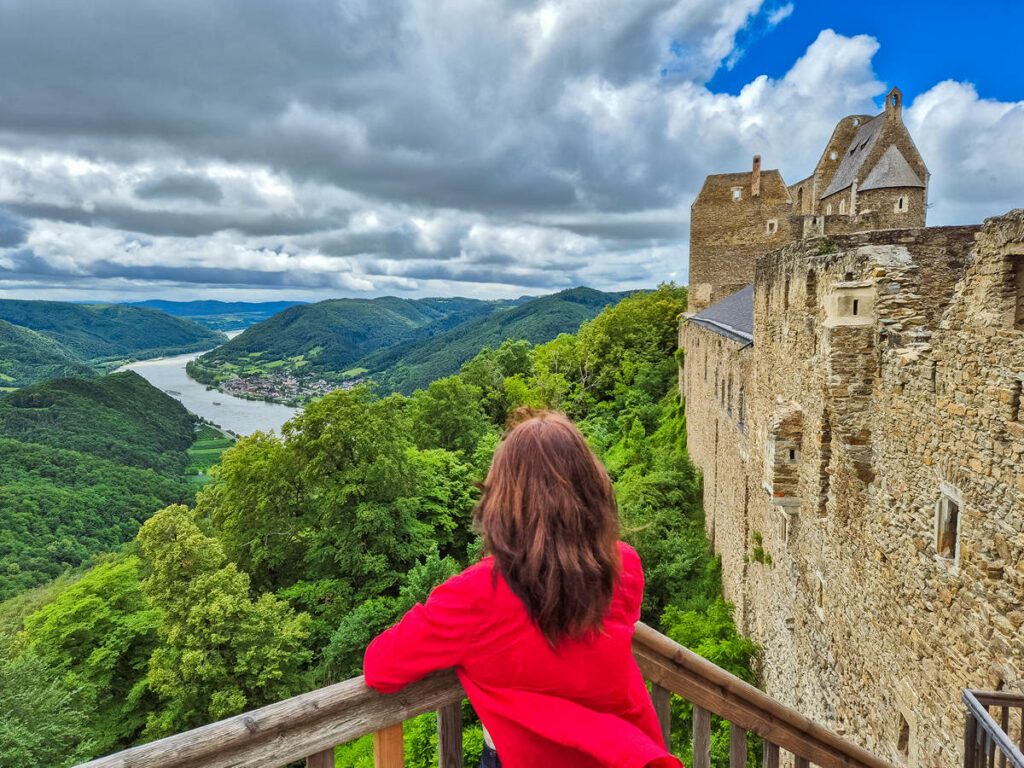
(963, 690, 1024, 768)
(74, 622, 893, 768)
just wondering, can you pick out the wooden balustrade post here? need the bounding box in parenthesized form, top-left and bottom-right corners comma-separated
(965, 713, 978, 768)
(728, 724, 746, 768)
(651, 683, 672, 749)
(693, 705, 711, 768)
(794, 756, 809, 768)
(762, 741, 780, 768)
(374, 723, 404, 768)
(437, 702, 463, 768)
(307, 747, 335, 768)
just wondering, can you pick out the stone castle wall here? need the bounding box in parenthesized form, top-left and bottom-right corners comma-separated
(681, 213, 1024, 765)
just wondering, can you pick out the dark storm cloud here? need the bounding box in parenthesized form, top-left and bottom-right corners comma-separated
(135, 173, 224, 204)
(0, 208, 28, 248)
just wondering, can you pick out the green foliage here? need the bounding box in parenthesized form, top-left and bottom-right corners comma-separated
(0, 299, 224, 370)
(0, 372, 197, 473)
(137, 505, 311, 738)
(408, 376, 492, 457)
(22, 555, 160, 753)
(0, 318, 95, 389)
(0, 651, 96, 768)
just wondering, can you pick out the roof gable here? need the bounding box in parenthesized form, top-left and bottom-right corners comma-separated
(859, 145, 925, 191)
(820, 116, 885, 199)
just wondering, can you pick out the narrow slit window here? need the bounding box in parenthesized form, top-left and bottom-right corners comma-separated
(1012, 378, 1022, 422)
(936, 494, 960, 561)
(839, 199, 846, 214)
(732, 188, 742, 200)
(852, 299, 859, 316)
(897, 715, 910, 754)
(1013, 254, 1024, 330)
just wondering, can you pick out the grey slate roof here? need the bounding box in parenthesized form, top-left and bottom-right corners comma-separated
(859, 145, 925, 191)
(688, 284, 754, 344)
(820, 115, 885, 199)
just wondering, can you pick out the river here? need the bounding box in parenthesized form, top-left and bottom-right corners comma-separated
(118, 332, 299, 436)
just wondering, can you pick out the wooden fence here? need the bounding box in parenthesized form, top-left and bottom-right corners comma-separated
(74, 621, 896, 768)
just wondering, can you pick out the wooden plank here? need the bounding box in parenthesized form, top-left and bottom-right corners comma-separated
(632, 624, 896, 768)
(650, 683, 672, 749)
(437, 701, 463, 768)
(966, 714, 979, 768)
(72, 670, 464, 768)
(373, 723, 404, 768)
(763, 741, 780, 768)
(307, 748, 335, 768)
(729, 723, 746, 768)
(795, 757, 810, 768)
(1000, 707, 1009, 768)
(693, 705, 711, 768)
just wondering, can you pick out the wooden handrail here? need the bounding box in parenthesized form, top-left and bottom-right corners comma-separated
(962, 690, 1024, 768)
(73, 621, 894, 768)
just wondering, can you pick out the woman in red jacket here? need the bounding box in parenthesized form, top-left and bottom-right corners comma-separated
(364, 410, 682, 768)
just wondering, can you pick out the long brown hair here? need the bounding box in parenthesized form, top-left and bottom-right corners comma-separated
(476, 408, 621, 646)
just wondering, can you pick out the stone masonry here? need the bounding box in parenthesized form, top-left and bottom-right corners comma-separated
(681, 214, 1024, 765)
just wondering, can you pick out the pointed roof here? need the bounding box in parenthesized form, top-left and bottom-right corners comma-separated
(688, 284, 754, 344)
(859, 145, 925, 191)
(820, 115, 885, 199)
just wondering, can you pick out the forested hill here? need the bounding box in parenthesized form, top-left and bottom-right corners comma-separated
(0, 372, 198, 600)
(0, 372, 196, 473)
(0, 319, 95, 390)
(127, 300, 309, 331)
(187, 295, 527, 384)
(360, 287, 629, 394)
(0, 299, 225, 366)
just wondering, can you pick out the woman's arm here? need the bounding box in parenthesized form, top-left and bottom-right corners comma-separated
(363, 567, 483, 693)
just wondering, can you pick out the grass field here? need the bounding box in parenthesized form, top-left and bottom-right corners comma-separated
(185, 424, 235, 485)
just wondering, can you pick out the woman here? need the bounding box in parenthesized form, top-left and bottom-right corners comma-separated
(364, 410, 682, 768)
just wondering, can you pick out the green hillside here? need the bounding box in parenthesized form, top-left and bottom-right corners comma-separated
(0, 300, 225, 366)
(0, 439, 192, 600)
(0, 320, 95, 390)
(186, 295, 519, 384)
(0, 372, 196, 474)
(360, 287, 629, 394)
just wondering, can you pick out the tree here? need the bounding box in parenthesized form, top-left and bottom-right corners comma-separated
(460, 340, 534, 423)
(408, 377, 491, 458)
(138, 505, 311, 738)
(0, 651, 95, 768)
(22, 555, 159, 754)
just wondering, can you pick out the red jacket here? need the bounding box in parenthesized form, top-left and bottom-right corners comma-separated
(364, 542, 683, 768)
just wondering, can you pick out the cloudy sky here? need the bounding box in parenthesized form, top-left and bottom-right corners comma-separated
(0, 0, 1021, 302)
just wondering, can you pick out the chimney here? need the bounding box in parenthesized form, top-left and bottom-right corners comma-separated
(751, 155, 761, 198)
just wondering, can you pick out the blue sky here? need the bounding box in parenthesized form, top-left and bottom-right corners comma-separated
(0, 0, 1021, 301)
(712, 1, 1024, 103)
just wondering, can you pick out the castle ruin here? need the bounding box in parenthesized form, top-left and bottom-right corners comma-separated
(681, 87, 1024, 764)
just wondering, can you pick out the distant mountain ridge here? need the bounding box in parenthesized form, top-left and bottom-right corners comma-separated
(0, 299, 224, 388)
(126, 300, 309, 331)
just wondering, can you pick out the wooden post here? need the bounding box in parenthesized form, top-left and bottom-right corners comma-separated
(728, 724, 746, 768)
(965, 713, 978, 768)
(437, 702, 463, 768)
(373, 723, 404, 768)
(762, 741, 780, 768)
(307, 748, 335, 768)
(1000, 707, 1009, 768)
(693, 705, 711, 768)
(794, 756, 809, 768)
(651, 683, 672, 749)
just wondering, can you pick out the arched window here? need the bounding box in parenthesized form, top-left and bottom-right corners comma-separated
(839, 199, 846, 214)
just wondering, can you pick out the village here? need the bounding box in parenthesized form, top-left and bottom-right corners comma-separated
(220, 370, 365, 405)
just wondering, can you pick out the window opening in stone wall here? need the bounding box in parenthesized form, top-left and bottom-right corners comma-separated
(727, 374, 733, 415)
(817, 411, 832, 517)
(732, 188, 742, 200)
(738, 387, 746, 430)
(703, 350, 707, 381)
(1013, 254, 1024, 330)
(797, 187, 803, 212)
(787, 448, 798, 464)
(1012, 378, 1023, 422)
(826, 204, 832, 215)
(844, 271, 854, 281)
(852, 299, 859, 316)
(766, 219, 777, 234)
(806, 270, 817, 311)
(935, 492, 960, 562)
(896, 196, 907, 212)
(839, 199, 846, 214)
(814, 572, 825, 619)
(829, 151, 837, 160)
(897, 714, 910, 754)
(783, 278, 790, 310)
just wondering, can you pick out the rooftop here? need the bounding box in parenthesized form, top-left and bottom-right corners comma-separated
(687, 283, 754, 344)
